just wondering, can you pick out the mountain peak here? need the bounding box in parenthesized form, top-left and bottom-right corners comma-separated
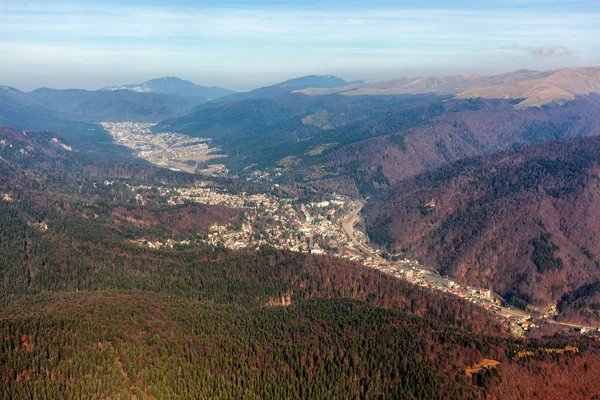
(212, 74, 362, 103)
(153, 76, 186, 82)
(100, 77, 234, 99)
(0, 86, 21, 94)
(276, 75, 356, 89)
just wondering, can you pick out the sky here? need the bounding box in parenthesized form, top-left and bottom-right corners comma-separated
(1, 0, 600, 91)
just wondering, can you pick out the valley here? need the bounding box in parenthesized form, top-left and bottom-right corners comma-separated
(100, 109, 600, 335)
(119, 165, 577, 335)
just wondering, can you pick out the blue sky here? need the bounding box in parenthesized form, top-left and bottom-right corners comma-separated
(2, 0, 599, 91)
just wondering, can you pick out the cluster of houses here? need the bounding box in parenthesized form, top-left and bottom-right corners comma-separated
(138, 183, 354, 254)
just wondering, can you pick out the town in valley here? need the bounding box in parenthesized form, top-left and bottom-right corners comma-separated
(102, 123, 594, 337)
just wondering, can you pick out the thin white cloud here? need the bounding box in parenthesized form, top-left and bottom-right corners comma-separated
(531, 46, 572, 56)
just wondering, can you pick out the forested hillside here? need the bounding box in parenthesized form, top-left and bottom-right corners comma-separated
(364, 135, 600, 307)
(314, 94, 600, 195)
(156, 92, 443, 171)
(557, 281, 600, 325)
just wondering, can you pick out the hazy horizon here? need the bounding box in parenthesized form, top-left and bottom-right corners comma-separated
(4, 65, 600, 94)
(2, 0, 600, 91)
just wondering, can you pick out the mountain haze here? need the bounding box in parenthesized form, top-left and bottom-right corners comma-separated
(0, 84, 208, 157)
(295, 69, 548, 97)
(216, 75, 363, 103)
(0, 86, 21, 94)
(1, 86, 201, 124)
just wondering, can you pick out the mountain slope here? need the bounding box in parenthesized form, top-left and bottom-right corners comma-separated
(0, 126, 72, 164)
(364, 135, 600, 307)
(457, 67, 600, 107)
(0, 102, 120, 160)
(155, 93, 442, 170)
(297, 67, 600, 107)
(101, 76, 234, 99)
(0, 86, 21, 94)
(0, 145, 501, 398)
(1, 85, 202, 123)
(0, 86, 206, 157)
(312, 95, 600, 195)
(557, 281, 600, 325)
(158, 93, 600, 196)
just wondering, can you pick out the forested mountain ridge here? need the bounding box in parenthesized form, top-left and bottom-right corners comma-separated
(0, 126, 74, 159)
(23, 87, 200, 122)
(156, 92, 444, 171)
(309, 94, 600, 195)
(364, 135, 600, 308)
(558, 281, 600, 325)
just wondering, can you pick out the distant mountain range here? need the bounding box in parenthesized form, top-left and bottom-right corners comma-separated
(100, 77, 234, 100)
(4, 67, 600, 171)
(297, 67, 600, 107)
(7, 67, 600, 109)
(0, 74, 365, 157)
(0, 86, 20, 94)
(457, 67, 600, 107)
